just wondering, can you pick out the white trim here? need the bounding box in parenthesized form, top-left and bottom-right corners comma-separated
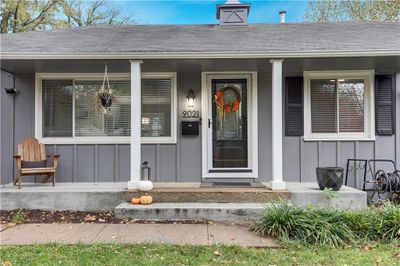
(2, 50, 399, 60)
(35, 72, 178, 144)
(270, 59, 285, 190)
(128, 60, 142, 190)
(201, 71, 258, 179)
(303, 70, 375, 141)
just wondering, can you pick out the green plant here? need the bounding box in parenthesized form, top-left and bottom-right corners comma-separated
(11, 210, 25, 224)
(323, 188, 338, 207)
(254, 202, 400, 246)
(253, 203, 356, 246)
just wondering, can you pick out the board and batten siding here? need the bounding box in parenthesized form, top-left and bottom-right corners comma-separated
(1, 70, 398, 185)
(0, 71, 269, 184)
(283, 73, 400, 188)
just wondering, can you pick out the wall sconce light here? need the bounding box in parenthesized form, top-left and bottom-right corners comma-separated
(4, 88, 17, 94)
(186, 89, 195, 108)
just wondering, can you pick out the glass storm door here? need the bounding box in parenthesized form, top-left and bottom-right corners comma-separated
(207, 77, 251, 174)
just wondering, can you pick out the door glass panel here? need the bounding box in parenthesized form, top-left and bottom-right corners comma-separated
(211, 79, 248, 168)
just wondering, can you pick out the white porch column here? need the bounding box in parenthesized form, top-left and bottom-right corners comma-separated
(270, 59, 286, 190)
(127, 60, 143, 190)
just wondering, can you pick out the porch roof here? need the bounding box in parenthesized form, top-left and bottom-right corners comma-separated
(1, 21, 399, 59)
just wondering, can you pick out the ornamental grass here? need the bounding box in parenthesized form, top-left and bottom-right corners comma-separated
(253, 202, 400, 246)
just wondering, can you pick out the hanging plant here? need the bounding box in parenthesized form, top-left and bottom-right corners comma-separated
(96, 63, 116, 112)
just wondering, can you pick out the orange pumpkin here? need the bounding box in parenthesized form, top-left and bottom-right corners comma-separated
(131, 197, 141, 205)
(140, 195, 153, 205)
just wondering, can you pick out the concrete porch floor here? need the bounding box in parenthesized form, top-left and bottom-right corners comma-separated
(0, 182, 367, 219)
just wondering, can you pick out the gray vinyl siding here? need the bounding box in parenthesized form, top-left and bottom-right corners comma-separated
(1, 65, 399, 185)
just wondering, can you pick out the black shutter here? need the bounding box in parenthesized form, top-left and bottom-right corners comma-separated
(375, 75, 395, 136)
(285, 77, 303, 136)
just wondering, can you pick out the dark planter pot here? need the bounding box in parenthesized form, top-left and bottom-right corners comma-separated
(100, 95, 113, 108)
(316, 167, 344, 191)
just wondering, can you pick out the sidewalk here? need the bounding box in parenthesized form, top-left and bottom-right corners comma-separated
(0, 223, 278, 247)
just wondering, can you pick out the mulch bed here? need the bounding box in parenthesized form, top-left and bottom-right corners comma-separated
(0, 210, 208, 225)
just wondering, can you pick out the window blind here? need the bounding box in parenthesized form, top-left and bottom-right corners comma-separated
(42, 80, 73, 137)
(141, 79, 172, 137)
(75, 80, 131, 137)
(338, 79, 365, 133)
(310, 79, 337, 133)
(42, 78, 173, 139)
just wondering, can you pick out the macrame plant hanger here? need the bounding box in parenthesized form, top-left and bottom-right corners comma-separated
(98, 63, 114, 113)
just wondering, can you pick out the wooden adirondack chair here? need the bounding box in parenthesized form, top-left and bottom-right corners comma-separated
(13, 138, 60, 189)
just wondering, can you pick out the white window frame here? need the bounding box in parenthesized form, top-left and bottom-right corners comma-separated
(304, 70, 375, 141)
(35, 72, 177, 144)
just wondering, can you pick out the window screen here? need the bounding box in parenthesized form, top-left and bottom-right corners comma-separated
(42, 80, 73, 137)
(338, 79, 365, 133)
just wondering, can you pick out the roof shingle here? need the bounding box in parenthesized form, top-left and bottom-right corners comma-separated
(1, 22, 399, 56)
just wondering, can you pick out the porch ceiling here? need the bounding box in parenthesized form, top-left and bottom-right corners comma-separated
(1, 56, 400, 74)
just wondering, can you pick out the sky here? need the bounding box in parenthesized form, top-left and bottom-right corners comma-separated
(108, 0, 309, 25)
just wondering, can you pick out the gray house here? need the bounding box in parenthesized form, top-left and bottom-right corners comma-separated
(1, 1, 399, 191)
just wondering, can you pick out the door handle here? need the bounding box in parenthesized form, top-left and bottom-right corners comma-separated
(208, 119, 214, 129)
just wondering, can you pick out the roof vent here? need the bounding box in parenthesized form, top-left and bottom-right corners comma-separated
(279, 10, 286, 23)
(216, 0, 251, 26)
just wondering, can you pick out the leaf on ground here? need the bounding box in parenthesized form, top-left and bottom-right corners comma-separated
(362, 245, 372, 251)
(1, 260, 12, 266)
(83, 215, 97, 222)
(6, 223, 16, 228)
(214, 251, 221, 256)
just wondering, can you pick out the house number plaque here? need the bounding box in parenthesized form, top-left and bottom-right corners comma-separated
(182, 110, 200, 119)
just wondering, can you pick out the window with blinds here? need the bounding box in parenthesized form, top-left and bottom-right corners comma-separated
(310, 79, 337, 133)
(42, 80, 73, 137)
(41, 77, 173, 141)
(75, 80, 131, 137)
(142, 79, 172, 137)
(310, 79, 365, 134)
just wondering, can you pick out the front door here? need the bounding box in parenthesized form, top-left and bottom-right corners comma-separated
(202, 73, 258, 178)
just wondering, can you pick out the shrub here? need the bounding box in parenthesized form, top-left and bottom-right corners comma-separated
(253, 202, 400, 246)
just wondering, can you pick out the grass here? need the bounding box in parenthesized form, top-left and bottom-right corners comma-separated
(0, 243, 399, 266)
(253, 202, 400, 246)
(10, 210, 25, 225)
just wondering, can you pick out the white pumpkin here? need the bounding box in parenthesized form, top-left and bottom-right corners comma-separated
(138, 180, 153, 191)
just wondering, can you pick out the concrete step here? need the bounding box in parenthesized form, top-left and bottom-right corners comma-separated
(123, 187, 290, 203)
(114, 202, 267, 223)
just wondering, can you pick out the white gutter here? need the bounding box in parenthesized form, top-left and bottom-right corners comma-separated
(0, 50, 399, 60)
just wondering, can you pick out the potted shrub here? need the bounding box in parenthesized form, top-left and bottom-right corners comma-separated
(316, 167, 344, 191)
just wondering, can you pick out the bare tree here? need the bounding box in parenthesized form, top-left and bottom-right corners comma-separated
(1, 0, 61, 33)
(0, 0, 133, 33)
(304, 0, 400, 22)
(61, 0, 132, 28)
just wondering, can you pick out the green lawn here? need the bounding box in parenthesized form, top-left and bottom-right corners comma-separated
(1, 244, 399, 266)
